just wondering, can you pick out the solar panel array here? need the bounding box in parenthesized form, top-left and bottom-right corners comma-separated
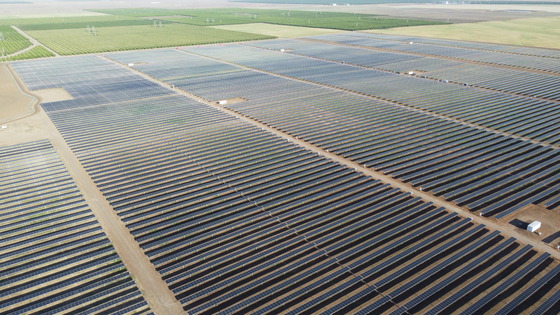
(247, 38, 560, 102)
(310, 33, 560, 73)
(12, 56, 171, 111)
(109, 48, 560, 219)
(10, 35, 560, 313)
(181, 43, 560, 146)
(0, 140, 150, 315)
(345, 33, 560, 59)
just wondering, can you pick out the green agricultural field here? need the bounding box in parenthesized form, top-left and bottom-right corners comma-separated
(90, 8, 178, 18)
(0, 7, 444, 60)
(0, 15, 171, 31)
(1, 45, 54, 61)
(26, 23, 274, 55)
(0, 25, 32, 55)
(19, 19, 168, 31)
(0, 15, 140, 27)
(211, 23, 343, 38)
(373, 16, 560, 49)
(92, 8, 446, 31)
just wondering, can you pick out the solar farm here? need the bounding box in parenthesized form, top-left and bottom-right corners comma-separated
(2, 30, 560, 314)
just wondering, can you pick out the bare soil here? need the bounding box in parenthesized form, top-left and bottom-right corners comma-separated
(335, 4, 560, 23)
(33, 88, 73, 103)
(0, 112, 50, 146)
(212, 23, 343, 38)
(502, 203, 560, 247)
(215, 96, 248, 104)
(0, 63, 37, 124)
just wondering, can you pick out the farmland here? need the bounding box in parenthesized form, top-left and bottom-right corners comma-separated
(25, 24, 273, 55)
(234, 0, 560, 2)
(0, 8, 445, 58)
(0, 15, 147, 28)
(93, 8, 447, 30)
(1, 45, 54, 61)
(211, 23, 343, 38)
(0, 25, 31, 55)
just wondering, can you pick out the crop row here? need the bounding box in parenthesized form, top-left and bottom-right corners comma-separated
(26, 24, 273, 55)
(1, 45, 54, 61)
(19, 19, 170, 31)
(0, 25, 31, 55)
(0, 15, 144, 27)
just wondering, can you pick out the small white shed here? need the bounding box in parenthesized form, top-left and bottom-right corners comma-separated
(527, 221, 541, 233)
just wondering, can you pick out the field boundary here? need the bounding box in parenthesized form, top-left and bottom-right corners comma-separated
(11, 26, 60, 57)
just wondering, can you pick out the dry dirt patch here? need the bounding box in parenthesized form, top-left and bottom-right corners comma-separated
(0, 112, 50, 146)
(33, 88, 74, 103)
(371, 16, 560, 50)
(0, 63, 38, 124)
(501, 203, 560, 247)
(214, 97, 248, 105)
(211, 23, 343, 38)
